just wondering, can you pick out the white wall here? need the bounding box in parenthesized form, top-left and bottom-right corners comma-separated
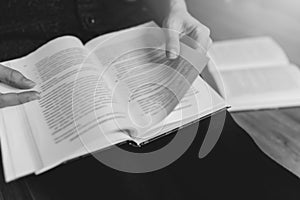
(187, 0, 300, 64)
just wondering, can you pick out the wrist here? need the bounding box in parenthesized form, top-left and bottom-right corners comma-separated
(144, 0, 188, 25)
(168, 0, 187, 13)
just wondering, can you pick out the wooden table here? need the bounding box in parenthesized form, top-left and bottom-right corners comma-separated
(232, 108, 300, 177)
(188, 0, 300, 178)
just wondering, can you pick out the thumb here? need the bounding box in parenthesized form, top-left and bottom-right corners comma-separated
(164, 24, 181, 60)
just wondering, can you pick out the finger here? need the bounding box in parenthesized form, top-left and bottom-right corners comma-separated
(0, 64, 36, 89)
(207, 38, 213, 49)
(163, 20, 182, 60)
(187, 25, 212, 53)
(0, 91, 40, 108)
(165, 29, 180, 59)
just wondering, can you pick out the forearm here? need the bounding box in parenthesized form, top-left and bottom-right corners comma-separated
(143, 0, 187, 23)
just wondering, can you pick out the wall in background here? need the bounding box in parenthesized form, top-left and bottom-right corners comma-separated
(187, 0, 300, 64)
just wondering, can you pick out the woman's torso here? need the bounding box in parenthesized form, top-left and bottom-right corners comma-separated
(0, 0, 150, 61)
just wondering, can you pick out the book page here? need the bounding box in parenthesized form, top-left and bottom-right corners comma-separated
(216, 65, 300, 111)
(0, 106, 41, 182)
(0, 60, 42, 182)
(208, 37, 289, 70)
(0, 110, 18, 182)
(1, 36, 131, 175)
(134, 77, 227, 141)
(207, 37, 300, 111)
(85, 22, 209, 136)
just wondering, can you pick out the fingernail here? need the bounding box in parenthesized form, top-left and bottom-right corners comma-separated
(166, 51, 178, 60)
(24, 79, 36, 87)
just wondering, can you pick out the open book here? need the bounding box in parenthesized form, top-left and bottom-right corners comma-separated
(0, 22, 226, 182)
(205, 37, 300, 112)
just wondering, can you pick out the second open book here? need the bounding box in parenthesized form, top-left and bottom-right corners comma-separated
(206, 36, 300, 111)
(0, 22, 227, 182)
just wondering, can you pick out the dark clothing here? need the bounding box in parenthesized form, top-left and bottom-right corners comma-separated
(0, 0, 151, 61)
(23, 112, 300, 199)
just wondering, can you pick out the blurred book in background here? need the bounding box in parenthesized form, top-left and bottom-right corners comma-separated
(203, 36, 300, 112)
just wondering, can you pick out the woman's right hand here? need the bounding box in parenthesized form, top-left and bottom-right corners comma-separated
(0, 64, 40, 108)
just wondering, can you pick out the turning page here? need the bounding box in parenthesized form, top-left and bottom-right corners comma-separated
(85, 22, 209, 136)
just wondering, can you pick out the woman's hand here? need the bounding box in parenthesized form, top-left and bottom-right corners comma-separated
(0, 64, 40, 108)
(163, 9, 212, 59)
